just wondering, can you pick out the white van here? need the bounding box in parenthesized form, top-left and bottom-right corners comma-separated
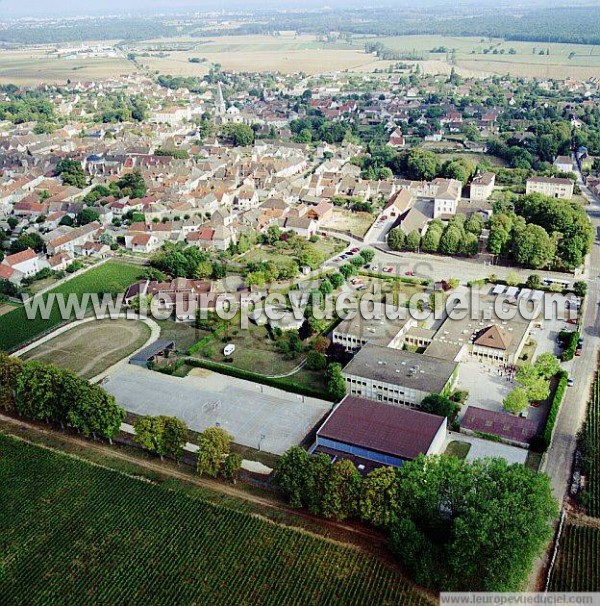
(223, 344, 236, 356)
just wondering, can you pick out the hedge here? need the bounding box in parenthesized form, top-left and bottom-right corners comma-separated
(184, 358, 329, 400)
(532, 370, 569, 452)
(561, 331, 580, 362)
(358, 270, 430, 287)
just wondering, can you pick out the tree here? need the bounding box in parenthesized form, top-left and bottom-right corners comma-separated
(222, 452, 242, 482)
(329, 273, 344, 289)
(573, 281, 588, 298)
(464, 213, 484, 236)
(420, 394, 459, 419)
(359, 466, 399, 527)
(224, 123, 254, 147)
(305, 349, 327, 370)
(534, 353, 561, 380)
(526, 274, 542, 289)
(503, 387, 529, 414)
(460, 232, 479, 256)
(389, 456, 557, 591)
(403, 149, 438, 180)
(135, 415, 167, 459)
(162, 417, 188, 463)
(321, 459, 362, 520)
(512, 224, 554, 269)
(117, 170, 147, 199)
(196, 427, 233, 477)
(421, 224, 443, 253)
(388, 228, 405, 251)
(516, 363, 551, 401)
(274, 446, 312, 508)
(439, 225, 463, 256)
(0, 353, 22, 412)
(55, 158, 87, 188)
(359, 248, 375, 263)
(405, 230, 421, 252)
(77, 207, 100, 226)
(326, 363, 346, 401)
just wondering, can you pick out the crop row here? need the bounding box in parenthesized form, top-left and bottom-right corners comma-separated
(579, 371, 600, 517)
(548, 522, 600, 591)
(0, 434, 431, 606)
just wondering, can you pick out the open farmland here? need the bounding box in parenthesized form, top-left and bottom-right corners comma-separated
(362, 35, 600, 79)
(0, 261, 142, 352)
(548, 521, 600, 591)
(21, 319, 151, 379)
(133, 34, 383, 75)
(0, 48, 134, 86)
(0, 434, 430, 606)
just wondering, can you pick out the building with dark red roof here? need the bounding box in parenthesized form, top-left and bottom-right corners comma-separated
(461, 406, 538, 447)
(315, 395, 447, 470)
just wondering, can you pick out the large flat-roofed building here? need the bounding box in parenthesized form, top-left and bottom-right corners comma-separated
(332, 312, 415, 353)
(342, 345, 458, 407)
(525, 176, 574, 199)
(315, 395, 447, 469)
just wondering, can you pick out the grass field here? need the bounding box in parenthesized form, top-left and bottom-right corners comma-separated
(325, 209, 375, 238)
(0, 433, 430, 605)
(0, 261, 143, 352)
(0, 301, 20, 317)
(363, 35, 600, 79)
(21, 319, 151, 379)
(548, 521, 600, 591)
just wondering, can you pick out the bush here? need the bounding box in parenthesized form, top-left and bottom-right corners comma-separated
(561, 331, 580, 362)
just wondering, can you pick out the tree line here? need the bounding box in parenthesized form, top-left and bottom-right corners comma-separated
(0, 354, 125, 441)
(275, 448, 557, 592)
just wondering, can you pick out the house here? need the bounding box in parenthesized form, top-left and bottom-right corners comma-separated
(80, 241, 110, 258)
(283, 213, 318, 238)
(553, 156, 574, 174)
(46, 222, 102, 255)
(0, 263, 23, 284)
(384, 188, 414, 220)
(342, 344, 459, 408)
(470, 172, 495, 201)
(526, 177, 574, 200)
(2, 248, 42, 277)
(387, 128, 406, 149)
(314, 395, 447, 471)
(431, 178, 462, 219)
(125, 233, 160, 254)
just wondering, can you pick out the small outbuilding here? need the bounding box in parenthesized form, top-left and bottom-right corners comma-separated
(129, 340, 175, 367)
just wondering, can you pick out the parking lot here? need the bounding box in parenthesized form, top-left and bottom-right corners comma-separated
(103, 365, 332, 455)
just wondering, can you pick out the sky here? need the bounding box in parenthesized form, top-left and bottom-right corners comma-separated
(0, 0, 585, 19)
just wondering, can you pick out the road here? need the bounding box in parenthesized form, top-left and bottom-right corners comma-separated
(541, 173, 600, 501)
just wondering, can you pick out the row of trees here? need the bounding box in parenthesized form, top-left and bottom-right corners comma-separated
(488, 193, 593, 270)
(0, 354, 125, 441)
(389, 214, 484, 257)
(275, 449, 557, 591)
(151, 242, 226, 280)
(134, 418, 242, 481)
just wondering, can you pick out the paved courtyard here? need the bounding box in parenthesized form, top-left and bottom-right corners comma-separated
(103, 365, 332, 455)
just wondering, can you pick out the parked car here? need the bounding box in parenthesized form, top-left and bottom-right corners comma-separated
(350, 247, 359, 253)
(384, 266, 394, 273)
(371, 264, 379, 272)
(567, 377, 575, 387)
(405, 270, 415, 276)
(567, 318, 578, 325)
(575, 348, 582, 357)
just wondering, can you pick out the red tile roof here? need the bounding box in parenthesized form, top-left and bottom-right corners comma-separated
(317, 395, 445, 460)
(5, 248, 37, 267)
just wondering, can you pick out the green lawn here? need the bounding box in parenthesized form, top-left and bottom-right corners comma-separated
(444, 441, 472, 460)
(0, 434, 430, 606)
(0, 261, 143, 352)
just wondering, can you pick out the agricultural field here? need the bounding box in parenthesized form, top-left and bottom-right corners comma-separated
(0, 300, 20, 318)
(133, 34, 382, 75)
(21, 319, 151, 379)
(0, 434, 430, 605)
(0, 48, 134, 85)
(0, 261, 143, 352)
(548, 521, 600, 591)
(578, 371, 600, 517)
(362, 35, 600, 79)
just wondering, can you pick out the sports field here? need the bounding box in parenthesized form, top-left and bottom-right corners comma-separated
(103, 364, 331, 455)
(21, 319, 151, 379)
(0, 260, 143, 352)
(0, 434, 430, 605)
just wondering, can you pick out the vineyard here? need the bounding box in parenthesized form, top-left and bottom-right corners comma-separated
(548, 522, 600, 591)
(0, 434, 431, 606)
(579, 371, 600, 517)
